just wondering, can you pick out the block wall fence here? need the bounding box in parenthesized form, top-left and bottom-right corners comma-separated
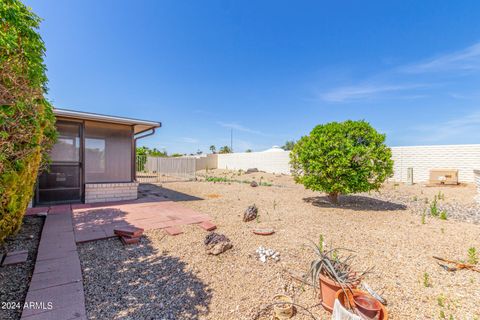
(199, 144, 480, 183)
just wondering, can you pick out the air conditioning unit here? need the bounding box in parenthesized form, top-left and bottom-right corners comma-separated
(429, 169, 458, 185)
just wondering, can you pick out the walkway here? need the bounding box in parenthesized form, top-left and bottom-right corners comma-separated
(21, 208, 86, 320)
(22, 189, 213, 319)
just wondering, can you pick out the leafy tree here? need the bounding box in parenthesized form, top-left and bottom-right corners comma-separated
(282, 140, 295, 151)
(0, 0, 56, 243)
(245, 149, 252, 153)
(219, 145, 232, 154)
(149, 148, 167, 157)
(170, 153, 184, 157)
(290, 120, 393, 204)
(136, 146, 167, 157)
(209, 145, 216, 154)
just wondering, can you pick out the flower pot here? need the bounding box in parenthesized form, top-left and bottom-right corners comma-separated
(353, 291, 382, 318)
(335, 289, 388, 320)
(319, 273, 358, 313)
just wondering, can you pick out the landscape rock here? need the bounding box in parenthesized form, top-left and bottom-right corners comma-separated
(206, 241, 233, 255)
(243, 204, 258, 222)
(205, 232, 233, 255)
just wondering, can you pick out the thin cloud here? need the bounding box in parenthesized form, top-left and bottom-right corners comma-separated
(408, 111, 480, 143)
(320, 83, 426, 102)
(400, 42, 480, 74)
(317, 42, 480, 103)
(217, 121, 266, 136)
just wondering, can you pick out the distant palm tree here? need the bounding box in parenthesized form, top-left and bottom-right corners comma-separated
(209, 145, 216, 154)
(219, 145, 232, 154)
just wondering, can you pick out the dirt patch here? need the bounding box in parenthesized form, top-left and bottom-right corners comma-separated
(80, 170, 480, 319)
(0, 216, 44, 320)
(206, 194, 222, 199)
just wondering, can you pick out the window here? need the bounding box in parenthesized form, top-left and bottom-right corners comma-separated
(84, 121, 132, 183)
(49, 123, 80, 162)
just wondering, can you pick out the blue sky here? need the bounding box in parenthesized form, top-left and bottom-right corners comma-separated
(26, 0, 480, 154)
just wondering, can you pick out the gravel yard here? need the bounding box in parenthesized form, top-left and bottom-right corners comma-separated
(79, 170, 480, 319)
(0, 216, 44, 320)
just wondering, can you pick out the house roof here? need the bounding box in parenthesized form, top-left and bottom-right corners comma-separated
(54, 108, 161, 134)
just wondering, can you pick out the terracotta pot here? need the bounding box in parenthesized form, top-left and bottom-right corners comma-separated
(335, 289, 388, 320)
(319, 273, 358, 312)
(353, 291, 382, 318)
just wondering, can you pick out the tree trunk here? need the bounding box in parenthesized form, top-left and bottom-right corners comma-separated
(328, 192, 339, 204)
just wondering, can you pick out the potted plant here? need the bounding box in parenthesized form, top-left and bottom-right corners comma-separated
(306, 244, 369, 312)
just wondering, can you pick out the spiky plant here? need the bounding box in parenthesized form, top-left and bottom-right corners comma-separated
(306, 245, 369, 294)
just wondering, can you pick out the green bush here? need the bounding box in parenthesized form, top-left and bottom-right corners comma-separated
(0, 0, 56, 243)
(290, 120, 393, 203)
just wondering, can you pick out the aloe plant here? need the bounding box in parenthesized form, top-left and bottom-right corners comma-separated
(306, 244, 369, 293)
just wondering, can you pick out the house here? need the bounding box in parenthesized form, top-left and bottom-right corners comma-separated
(34, 108, 161, 206)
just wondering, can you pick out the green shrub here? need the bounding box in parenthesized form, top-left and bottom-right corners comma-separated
(290, 120, 393, 203)
(0, 0, 56, 243)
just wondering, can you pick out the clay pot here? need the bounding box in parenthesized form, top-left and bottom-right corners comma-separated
(335, 289, 388, 320)
(319, 273, 358, 312)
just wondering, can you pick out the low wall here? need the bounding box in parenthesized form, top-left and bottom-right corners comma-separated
(391, 144, 480, 183)
(85, 182, 138, 203)
(196, 154, 218, 171)
(475, 170, 480, 203)
(216, 151, 291, 174)
(213, 144, 480, 183)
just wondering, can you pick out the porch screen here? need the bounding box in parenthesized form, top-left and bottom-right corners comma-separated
(84, 121, 132, 183)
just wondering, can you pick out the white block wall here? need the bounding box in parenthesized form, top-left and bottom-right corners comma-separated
(214, 144, 480, 183)
(475, 170, 480, 203)
(85, 182, 138, 203)
(391, 144, 480, 183)
(217, 151, 291, 174)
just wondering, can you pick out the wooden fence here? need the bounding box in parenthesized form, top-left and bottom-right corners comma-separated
(136, 156, 196, 183)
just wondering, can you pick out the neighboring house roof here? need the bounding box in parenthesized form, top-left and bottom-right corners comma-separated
(54, 108, 161, 134)
(262, 146, 285, 152)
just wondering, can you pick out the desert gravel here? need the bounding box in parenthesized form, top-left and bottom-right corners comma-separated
(79, 170, 480, 319)
(0, 216, 43, 320)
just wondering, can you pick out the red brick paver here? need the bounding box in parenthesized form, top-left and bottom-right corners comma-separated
(197, 221, 217, 231)
(164, 226, 183, 236)
(72, 200, 212, 242)
(2, 250, 28, 266)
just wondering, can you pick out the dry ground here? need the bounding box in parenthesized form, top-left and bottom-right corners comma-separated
(0, 216, 44, 320)
(80, 170, 480, 320)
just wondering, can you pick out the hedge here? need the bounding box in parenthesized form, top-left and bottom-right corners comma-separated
(0, 0, 56, 243)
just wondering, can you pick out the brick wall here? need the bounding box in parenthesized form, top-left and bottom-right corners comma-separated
(391, 144, 480, 183)
(85, 182, 138, 204)
(216, 151, 291, 174)
(214, 144, 480, 183)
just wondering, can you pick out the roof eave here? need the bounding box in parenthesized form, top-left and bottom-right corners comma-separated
(53, 108, 161, 133)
